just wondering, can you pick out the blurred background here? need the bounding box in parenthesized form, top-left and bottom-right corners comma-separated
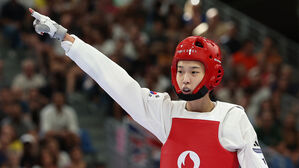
(0, 0, 298, 167)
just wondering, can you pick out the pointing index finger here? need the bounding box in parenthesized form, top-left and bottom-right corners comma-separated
(29, 8, 41, 20)
(29, 8, 34, 13)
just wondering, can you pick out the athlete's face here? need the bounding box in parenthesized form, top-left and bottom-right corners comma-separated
(176, 60, 205, 94)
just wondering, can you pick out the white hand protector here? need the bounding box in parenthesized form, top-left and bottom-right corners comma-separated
(29, 8, 67, 41)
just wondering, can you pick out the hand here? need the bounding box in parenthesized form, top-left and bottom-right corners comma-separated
(29, 8, 67, 41)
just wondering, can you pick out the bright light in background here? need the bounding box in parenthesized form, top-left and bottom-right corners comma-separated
(191, 0, 200, 6)
(206, 8, 218, 18)
(183, 13, 192, 21)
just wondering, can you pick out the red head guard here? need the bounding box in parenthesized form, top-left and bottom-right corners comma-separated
(171, 36, 224, 100)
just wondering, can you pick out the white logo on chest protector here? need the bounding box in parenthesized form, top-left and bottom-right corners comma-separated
(177, 150, 200, 168)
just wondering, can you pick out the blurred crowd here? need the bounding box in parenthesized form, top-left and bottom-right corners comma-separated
(0, 0, 298, 167)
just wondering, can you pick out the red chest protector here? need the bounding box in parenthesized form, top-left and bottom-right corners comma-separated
(160, 118, 239, 168)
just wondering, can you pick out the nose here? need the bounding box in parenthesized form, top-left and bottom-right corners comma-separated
(182, 73, 191, 85)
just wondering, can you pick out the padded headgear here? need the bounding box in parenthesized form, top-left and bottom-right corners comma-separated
(171, 36, 224, 101)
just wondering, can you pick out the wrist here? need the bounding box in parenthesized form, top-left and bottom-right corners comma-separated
(63, 33, 75, 43)
(54, 24, 67, 41)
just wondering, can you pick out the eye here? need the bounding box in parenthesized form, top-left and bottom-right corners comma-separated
(192, 71, 199, 74)
(177, 70, 183, 74)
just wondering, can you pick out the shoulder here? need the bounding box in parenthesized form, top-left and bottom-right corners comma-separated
(218, 101, 245, 116)
(142, 89, 177, 116)
(40, 105, 56, 119)
(33, 74, 45, 80)
(146, 90, 169, 99)
(218, 101, 244, 110)
(220, 101, 253, 133)
(217, 101, 247, 123)
(220, 102, 253, 141)
(217, 101, 245, 117)
(63, 105, 76, 114)
(13, 74, 25, 80)
(142, 89, 172, 104)
(41, 104, 55, 114)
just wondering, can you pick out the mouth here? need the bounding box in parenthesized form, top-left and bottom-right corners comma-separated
(182, 87, 192, 94)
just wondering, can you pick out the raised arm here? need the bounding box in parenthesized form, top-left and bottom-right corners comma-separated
(29, 8, 171, 142)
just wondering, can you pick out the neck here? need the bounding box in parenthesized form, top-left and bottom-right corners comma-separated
(186, 93, 215, 112)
